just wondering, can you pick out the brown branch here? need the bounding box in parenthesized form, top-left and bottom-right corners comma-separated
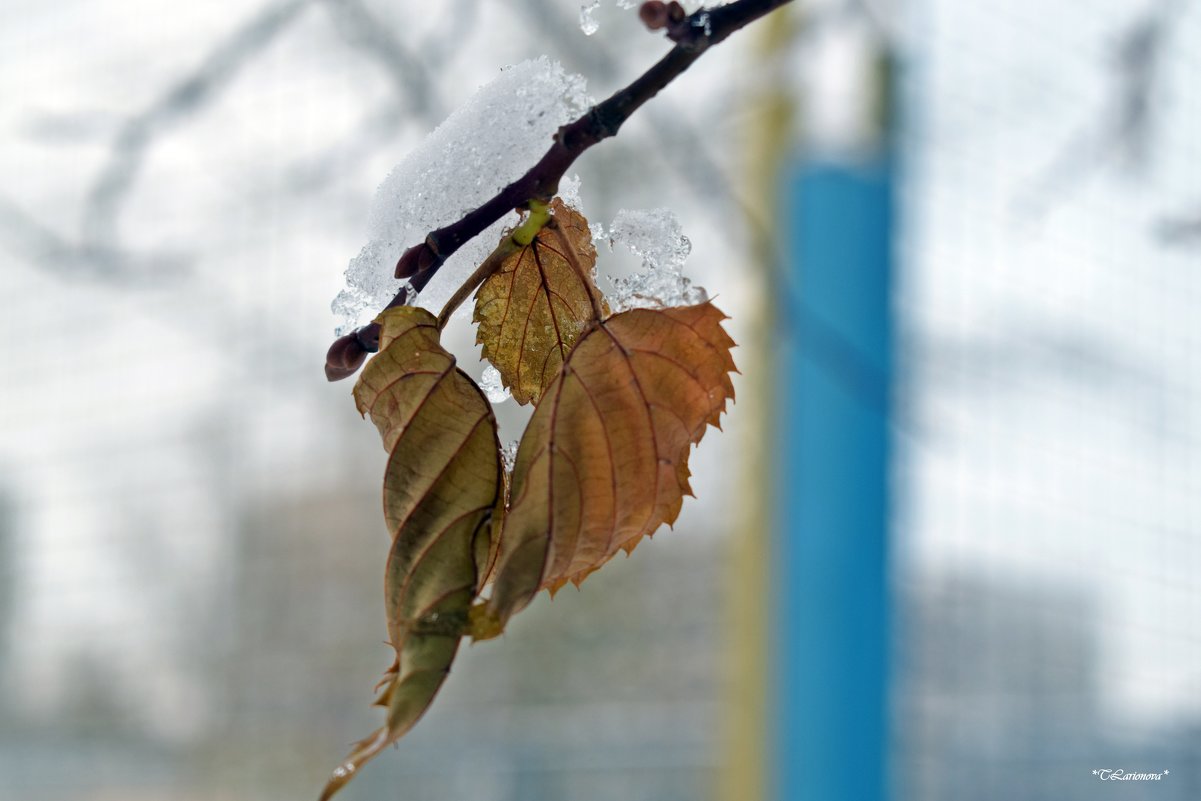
(326, 0, 794, 380)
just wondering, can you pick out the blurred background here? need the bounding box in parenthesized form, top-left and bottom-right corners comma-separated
(1, 1, 1199, 800)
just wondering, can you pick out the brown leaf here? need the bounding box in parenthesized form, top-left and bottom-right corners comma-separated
(482, 301, 736, 628)
(320, 307, 502, 801)
(474, 198, 607, 405)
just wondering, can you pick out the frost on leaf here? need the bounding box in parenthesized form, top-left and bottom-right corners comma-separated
(331, 58, 591, 333)
(321, 307, 502, 801)
(474, 198, 608, 405)
(483, 302, 736, 628)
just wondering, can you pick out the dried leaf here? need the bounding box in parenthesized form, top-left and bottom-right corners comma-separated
(320, 307, 502, 801)
(474, 198, 607, 405)
(483, 302, 736, 627)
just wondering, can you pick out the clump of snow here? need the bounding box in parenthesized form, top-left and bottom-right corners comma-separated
(332, 57, 591, 334)
(501, 439, 518, 476)
(607, 208, 708, 311)
(579, 1, 601, 35)
(557, 174, 584, 214)
(480, 364, 510, 404)
(330, 287, 372, 336)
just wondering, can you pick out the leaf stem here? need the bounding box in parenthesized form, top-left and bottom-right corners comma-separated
(435, 201, 552, 330)
(435, 238, 517, 331)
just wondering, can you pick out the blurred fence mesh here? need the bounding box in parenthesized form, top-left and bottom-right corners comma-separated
(893, 1, 1201, 798)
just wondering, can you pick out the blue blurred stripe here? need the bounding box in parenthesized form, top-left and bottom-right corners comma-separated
(773, 158, 893, 801)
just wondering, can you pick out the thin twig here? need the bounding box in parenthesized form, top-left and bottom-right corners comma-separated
(436, 238, 517, 330)
(436, 200, 553, 329)
(326, 0, 795, 379)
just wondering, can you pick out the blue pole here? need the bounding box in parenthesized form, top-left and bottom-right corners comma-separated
(774, 157, 893, 801)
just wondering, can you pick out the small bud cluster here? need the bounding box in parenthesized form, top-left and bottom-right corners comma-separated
(639, 1, 695, 42)
(325, 331, 370, 382)
(394, 240, 443, 280)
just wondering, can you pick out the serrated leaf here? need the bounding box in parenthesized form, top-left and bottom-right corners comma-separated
(474, 198, 608, 405)
(320, 306, 502, 801)
(482, 301, 736, 627)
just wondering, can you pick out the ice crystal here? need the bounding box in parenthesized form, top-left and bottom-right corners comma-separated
(607, 208, 708, 311)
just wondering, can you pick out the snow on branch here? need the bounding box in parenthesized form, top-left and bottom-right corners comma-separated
(325, 0, 795, 381)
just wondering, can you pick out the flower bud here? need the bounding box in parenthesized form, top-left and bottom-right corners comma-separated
(325, 331, 369, 382)
(639, 1, 669, 29)
(394, 242, 441, 279)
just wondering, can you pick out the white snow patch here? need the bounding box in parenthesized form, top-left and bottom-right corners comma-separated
(557, 174, 584, 215)
(480, 364, 510, 404)
(501, 439, 518, 477)
(607, 208, 708, 311)
(332, 57, 591, 334)
(580, 1, 601, 35)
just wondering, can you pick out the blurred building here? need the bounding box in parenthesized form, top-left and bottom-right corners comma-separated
(898, 572, 1102, 801)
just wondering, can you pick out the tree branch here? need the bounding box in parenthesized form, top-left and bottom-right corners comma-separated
(85, 0, 309, 264)
(325, 0, 794, 381)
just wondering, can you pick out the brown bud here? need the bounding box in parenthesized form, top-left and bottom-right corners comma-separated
(666, 1, 686, 23)
(639, 0, 669, 29)
(325, 331, 369, 382)
(394, 242, 441, 279)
